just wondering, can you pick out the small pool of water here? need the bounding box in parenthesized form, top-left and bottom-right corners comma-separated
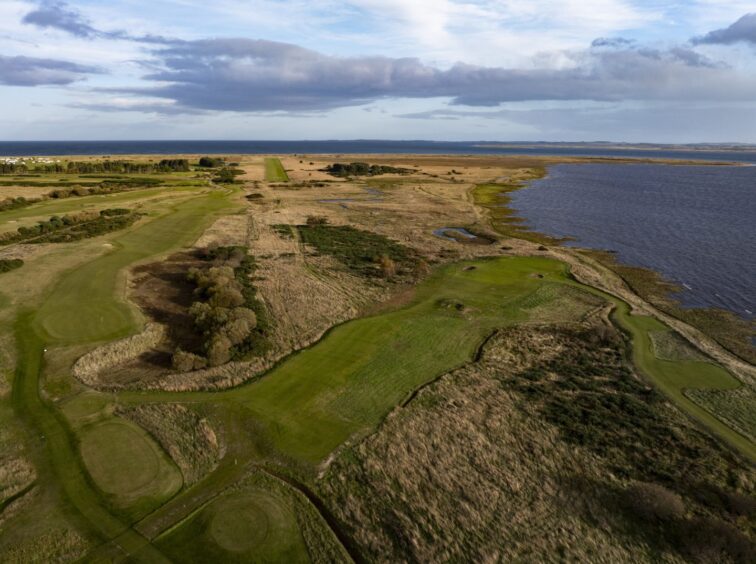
(433, 227, 478, 242)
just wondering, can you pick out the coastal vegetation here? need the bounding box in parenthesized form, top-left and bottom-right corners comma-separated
(1, 154, 752, 563)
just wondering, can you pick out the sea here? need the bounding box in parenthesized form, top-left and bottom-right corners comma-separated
(1, 140, 756, 163)
(509, 163, 756, 319)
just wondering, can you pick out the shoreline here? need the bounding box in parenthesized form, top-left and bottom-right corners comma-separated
(473, 162, 755, 367)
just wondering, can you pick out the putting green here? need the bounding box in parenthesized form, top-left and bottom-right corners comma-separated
(79, 419, 182, 510)
(158, 487, 309, 563)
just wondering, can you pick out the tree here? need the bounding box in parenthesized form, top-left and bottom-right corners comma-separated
(207, 334, 233, 366)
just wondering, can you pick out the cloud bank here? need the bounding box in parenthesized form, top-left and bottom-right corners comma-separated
(104, 37, 754, 113)
(693, 13, 756, 45)
(0, 54, 99, 86)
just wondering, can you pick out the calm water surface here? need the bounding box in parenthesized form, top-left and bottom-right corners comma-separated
(510, 163, 756, 318)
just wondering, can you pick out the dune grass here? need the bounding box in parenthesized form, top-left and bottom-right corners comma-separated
(264, 158, 289, 182)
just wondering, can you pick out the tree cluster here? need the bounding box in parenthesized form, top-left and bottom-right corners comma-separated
(174, 246, 268, 370)
(198, 156, 225, 168)
(212, 167, 245, 184)
(0, 209, 141, 245)
(321, 162, 412, 177)
(1, 159, 190, 175)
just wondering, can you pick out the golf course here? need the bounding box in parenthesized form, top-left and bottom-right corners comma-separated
(1, 154, 753, 562)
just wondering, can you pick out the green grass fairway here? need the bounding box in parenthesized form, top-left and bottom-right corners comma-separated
(607, 305, 754, 460)
(0, 185, 195, 224)
(223, 257, 589, 462)
(80, 419, 182, 516)
(157, 485, 309, 563)
(34, 189, 237, 344)
(264, 158, 289, 182)
(7, 187, 239, 561)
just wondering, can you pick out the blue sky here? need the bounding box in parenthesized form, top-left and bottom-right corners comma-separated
(1, 0, 755, 142)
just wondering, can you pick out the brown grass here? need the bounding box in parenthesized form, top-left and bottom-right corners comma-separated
(320, 323, 755, 563)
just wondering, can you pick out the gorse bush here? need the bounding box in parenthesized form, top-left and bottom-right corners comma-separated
(198, 156, 225, 168)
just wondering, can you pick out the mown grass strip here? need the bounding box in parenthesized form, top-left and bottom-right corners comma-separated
(264, 158, 289, 182)
(12, 313, 169, 563)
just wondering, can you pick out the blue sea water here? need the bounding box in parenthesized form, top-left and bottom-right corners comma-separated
(1, 140, 756, 163)
(509, 163, 756, 318)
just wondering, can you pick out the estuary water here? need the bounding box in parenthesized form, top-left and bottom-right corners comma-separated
(509, 163, 756, 318)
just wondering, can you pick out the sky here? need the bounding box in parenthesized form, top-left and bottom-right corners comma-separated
(1, 1, 755, 142)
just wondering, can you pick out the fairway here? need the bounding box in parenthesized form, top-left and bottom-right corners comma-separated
(609, 304, 754, 459)
(264, 158, 289, 181)
(80, 419, 182, 512)
(34, 189, 238, 344)
(222, 257, 592, 462)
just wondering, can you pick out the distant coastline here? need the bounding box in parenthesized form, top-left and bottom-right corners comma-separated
(1, 140, 756, 163)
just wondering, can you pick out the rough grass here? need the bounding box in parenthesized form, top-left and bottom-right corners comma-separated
(265, 158, 289, 182)
(685, 387, 756, 443)
(649, 330, 711, 362)
(72, 322, 165, 385)
(116, 403, 224, 486)
(321, 325, 755, 563)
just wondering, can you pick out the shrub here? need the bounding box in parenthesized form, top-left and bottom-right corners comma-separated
(377, 254, 396, 278)
(198, 156, 225, 168)
(0, 258, 23, 273)
(624, 482, 686, 523)
(172, 349, 208, 372)
(674, 517, 755, 563)
(306, 215, 329, 226)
